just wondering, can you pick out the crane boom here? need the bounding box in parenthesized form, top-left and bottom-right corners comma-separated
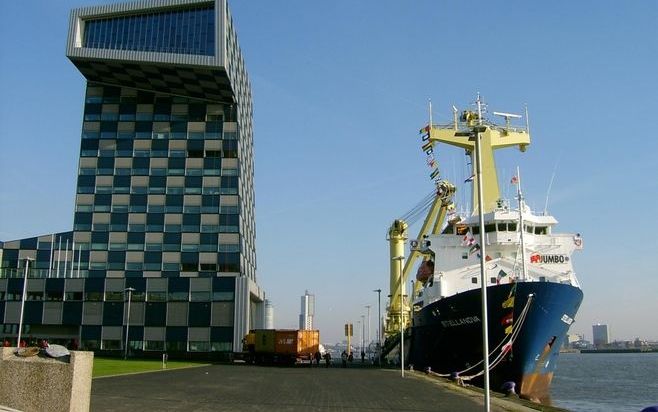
(385, 181, 455, 337)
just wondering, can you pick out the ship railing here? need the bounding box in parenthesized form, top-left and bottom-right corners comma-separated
(429, 121, 528, 134)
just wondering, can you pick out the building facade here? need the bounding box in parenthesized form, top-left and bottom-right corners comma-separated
(592, 324, 610, 347)
(0, 0, 264, 356)
(299, 290, 314, 330)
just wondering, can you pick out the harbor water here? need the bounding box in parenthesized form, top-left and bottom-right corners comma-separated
(551, 352, 658, 411)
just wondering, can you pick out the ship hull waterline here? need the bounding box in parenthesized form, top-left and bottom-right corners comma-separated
(408, 281, 583, 404)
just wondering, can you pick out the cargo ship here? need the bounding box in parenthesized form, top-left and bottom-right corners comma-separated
(385, 97, 583, 403)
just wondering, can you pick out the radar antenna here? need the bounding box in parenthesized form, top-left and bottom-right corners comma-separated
(493, 111, 522, 130)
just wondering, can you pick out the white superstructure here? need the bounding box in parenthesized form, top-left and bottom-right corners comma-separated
(414, 200, 583, 309)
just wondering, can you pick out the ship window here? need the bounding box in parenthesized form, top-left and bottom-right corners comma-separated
(508, 223, 517, 232)
(472, 226, 480, 235)
(534, 226, 547, 235)
(485, 224, 496, 233)
(525, 225, 533, 233)
(490, 277, 497, 284)
(497, 223, 507, 231)
(471, 277, 478, 284)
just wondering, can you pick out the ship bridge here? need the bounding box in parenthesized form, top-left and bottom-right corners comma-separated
(416, 203, 582, 299)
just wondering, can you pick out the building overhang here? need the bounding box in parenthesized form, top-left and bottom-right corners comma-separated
(66, 0, 235, 102)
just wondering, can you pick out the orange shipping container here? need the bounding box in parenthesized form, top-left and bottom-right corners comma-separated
(274, 330, 319, 356)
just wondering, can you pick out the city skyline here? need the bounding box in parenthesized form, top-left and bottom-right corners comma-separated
(1, 1, 657, 344)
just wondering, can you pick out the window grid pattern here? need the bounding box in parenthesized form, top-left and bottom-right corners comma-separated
(0, 274, 235, 352)
(70, 84, 243, 276)
(83, 6, 214, 56)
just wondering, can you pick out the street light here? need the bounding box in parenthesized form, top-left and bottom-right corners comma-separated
(365, 305, 371, 350)
(16, 257, 33, 351)
(392, 255, 405, 378)
(124, 287, 136, 360)
(360, 314, 365, 357)
(372, 289, 381, 366)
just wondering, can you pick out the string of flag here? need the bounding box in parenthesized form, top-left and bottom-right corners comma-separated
(501, 283, 517, 335)
(419, 125, 441, 183)
(461, 226, 517, 344)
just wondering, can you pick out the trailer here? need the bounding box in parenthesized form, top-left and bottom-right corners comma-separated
(243, 329, 320, 365)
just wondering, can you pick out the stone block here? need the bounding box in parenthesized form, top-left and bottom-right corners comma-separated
(0, 347, 93, 412)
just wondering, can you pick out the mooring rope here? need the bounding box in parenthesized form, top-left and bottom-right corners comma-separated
(424, 292, 535, 380)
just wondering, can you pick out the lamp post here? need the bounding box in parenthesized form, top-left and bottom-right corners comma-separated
(392, 255, 405, 378)
(16, 257, 33, 351)
(124, 287, 136, 360)
(360, 314, 365, 357)
(373, 289, 381, 366)
(474, 94, 491, 411)
(365, 305, 371, 348)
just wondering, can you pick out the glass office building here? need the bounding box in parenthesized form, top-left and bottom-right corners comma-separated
(0, 0, 264, 357)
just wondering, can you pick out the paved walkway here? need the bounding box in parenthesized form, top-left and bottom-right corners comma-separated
(91, 364, 508, 411)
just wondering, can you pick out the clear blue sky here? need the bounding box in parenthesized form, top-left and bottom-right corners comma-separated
(1, 1, 657, 344)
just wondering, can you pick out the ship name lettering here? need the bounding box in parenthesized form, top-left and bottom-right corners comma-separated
(441, 316, 481, 327)
(530, 254, 569, 264)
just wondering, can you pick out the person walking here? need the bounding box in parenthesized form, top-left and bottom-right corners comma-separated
(341, 350, 348, 368)
(324, 352, 331, 368)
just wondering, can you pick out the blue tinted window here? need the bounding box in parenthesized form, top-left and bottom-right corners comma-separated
(83, 6, 214, 56)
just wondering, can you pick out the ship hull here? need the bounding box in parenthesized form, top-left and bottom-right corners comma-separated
(408, 281, 583, 403)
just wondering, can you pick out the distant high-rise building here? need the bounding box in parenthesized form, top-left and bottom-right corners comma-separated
(592, 324, 610, 347)
(264, 299, 274, 329)
(299, 290, 314, 330)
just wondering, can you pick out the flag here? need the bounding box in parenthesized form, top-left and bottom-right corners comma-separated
(504, 324, 513, 335)
(485, 255, 492, 262)
(461, 231, 475, 247)
(421, 141, 433, 152)
(419, 125, 430, 134)
(511, 176, 518, 185)
(497, 269, 508, 284)
(502, 283, 517, 308)
(464, 174, 475, 183)
(429, 169, 440, 180)
(468, 244, 480, 255)
(501, 341, 513, 353)
(501, 312, 513, 327)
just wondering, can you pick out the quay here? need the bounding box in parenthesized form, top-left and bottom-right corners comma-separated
(90, 363, 559, 411)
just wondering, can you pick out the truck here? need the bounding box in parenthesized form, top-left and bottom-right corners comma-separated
(243, 329, 320, 365)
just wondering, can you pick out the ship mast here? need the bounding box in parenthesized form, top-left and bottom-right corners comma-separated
(516, 166, 528, 281)
(427, 101, 530, 215)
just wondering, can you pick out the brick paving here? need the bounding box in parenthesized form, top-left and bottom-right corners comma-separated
(90, 363, 508, 411)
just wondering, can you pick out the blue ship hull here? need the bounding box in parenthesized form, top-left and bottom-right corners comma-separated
(408, 281, 583, 403)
